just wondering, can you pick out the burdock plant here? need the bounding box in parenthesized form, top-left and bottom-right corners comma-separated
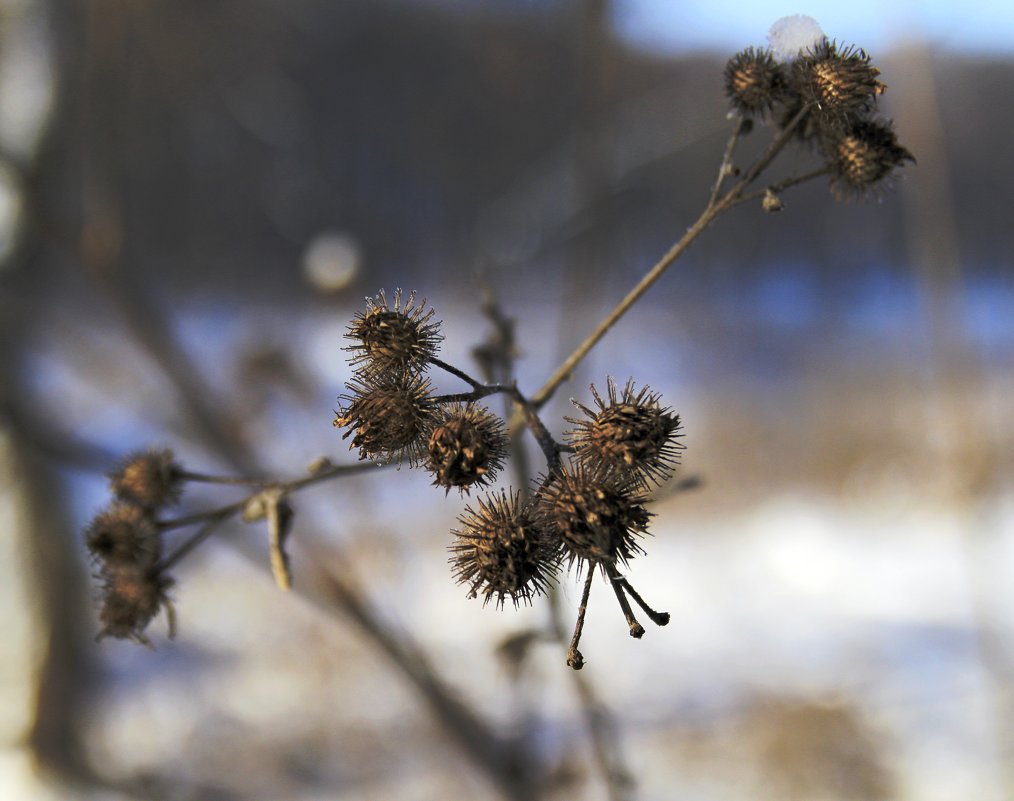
(84, 18, 912, 671)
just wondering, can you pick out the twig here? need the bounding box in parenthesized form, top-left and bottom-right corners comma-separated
(432, 386, 510, 404)
(708, 114, 746, 206)
(530, 192, 732, 409)
(433, 350, 565, 474)
(156, 461, 385, 569)
(617, 576, 670, 627)
(176, 470, 272, 487)
(265, 491, 293, 591)
(530, 103, 814, 410)
(156, 516, 231, 574)
(567, 571, 595, 670)
(430, 356, 487, 390)
(504, 386, 563, 475)
(733, 165, 831, 207)
(608, 568, 645, 639)
(158, 500, 246, 533)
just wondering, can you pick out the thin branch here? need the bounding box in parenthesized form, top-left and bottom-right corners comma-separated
(157, 461, 384, 565)
(530, 193, 732, 409)
(529, 104, 814, 411)
(432, 386, 510, 404)
(430, 356, 486, 390)
(156, 516, 231, 574)
(176, 470, 272, 487)
(503, 386, 563, 475)
(730, 102, 813, 193)
(618, 577, 670, 627)
(158, 500, 246, 533)
(283, 460, 386, 492)
(567, 571, 596, 670)
(607, 568, 645, 639)
(708, 115, 746, 206)
(732, 165, 831, 207)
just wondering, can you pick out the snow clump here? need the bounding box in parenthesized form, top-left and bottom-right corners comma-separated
(767, 15, 825, 61)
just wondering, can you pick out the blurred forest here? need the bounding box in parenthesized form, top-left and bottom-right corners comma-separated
(1, 1, 1012, 800)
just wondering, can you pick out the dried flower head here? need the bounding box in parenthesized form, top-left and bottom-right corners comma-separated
(535, 466, 652, 573)
(451, 489, 558, 608)
(426, 403, 508, 494)
(345, 288, 442, 376)
(109, 448, 182, 510)
(334, 372, 434, 465)
(97, 565, 175, 644)
(793, 40, 885, 115)
(824, 118, 914, 198)
(724, 47, 786, 118)
(85, 502, 161, 568)
(565, 378, 683, 488)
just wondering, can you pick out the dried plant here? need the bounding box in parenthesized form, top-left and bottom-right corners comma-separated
(82, 28, 912, 673)
(68, 24, 918, 801)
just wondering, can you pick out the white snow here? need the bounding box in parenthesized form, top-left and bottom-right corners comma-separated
(767, 14, 825, 61)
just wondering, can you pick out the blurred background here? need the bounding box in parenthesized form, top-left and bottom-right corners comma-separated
(1, 0, 1012, 799)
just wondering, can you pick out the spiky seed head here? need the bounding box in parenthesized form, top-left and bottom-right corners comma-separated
(96, 564, 174, 643)
(426, 403, 508, 494)
(85, 503, 161, 569)
(109, 448, 182, 510)
(344, 288, 442, 376)
(535, 465, 652, 573)
(565, 378, 684, 488)
(450, 490, 559, 608)
(724, 47, 786, 118)
(824, 118, 914, 199)
(333, 372, 434, 465)
(793, 40, 885, 114)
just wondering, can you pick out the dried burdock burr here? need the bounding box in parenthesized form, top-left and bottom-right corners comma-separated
(451, 489, 559, 609)
(724, 47, 786, 118)
(85, 502, 161, 569)
(334, 372, 435, 466)
(109, 448, 182, 510)
(793, 39, 885, 116)
(823, 117, 915, 199)
(535, 464, 652, 573)
(534, 465, 670, 666)
(345, 288, 442, 377)
(97, 564, 176, 644)
(565, 378, 684, 489)
(426, 403, 508, 494)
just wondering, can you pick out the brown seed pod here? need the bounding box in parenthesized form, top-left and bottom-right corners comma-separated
(109, 448, 182, 510)
(334, 372, 434, 465)
(344, 288, 442, 376)
(84, 502, 161, 569)
(565, 378, 684, 488)
(793, 39, 885, 115)
(724, 47, 787, 118)
(534, 465, 652, 573)
(426, 403, 508, 494)
(450, 489, 559, 608)
(96, 564, 175, 644)
(823, 117, 914, 199)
